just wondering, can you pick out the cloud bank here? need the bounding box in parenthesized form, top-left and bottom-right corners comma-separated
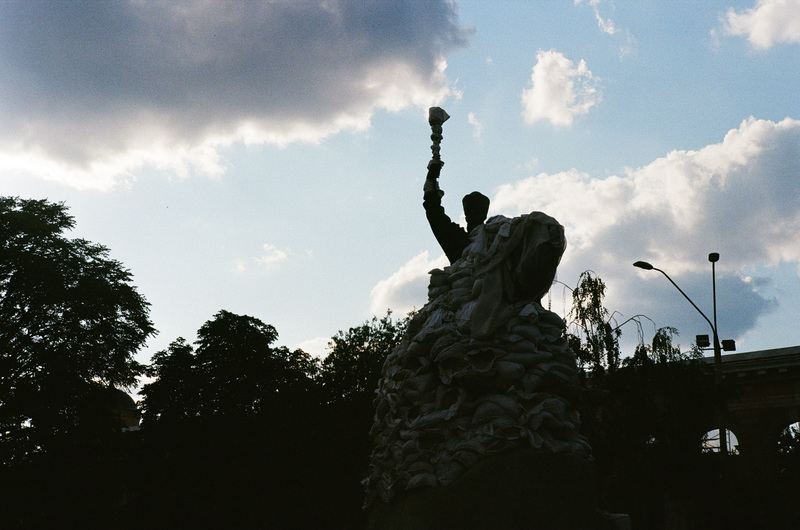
(294, 336, 331, 359)
(370, 251, 448, 316)
(375, 117, 799, 345)
(0, 0, 471, 190)
(492, 117, 800, 274)
(521, 50, 601, 127)
(722, 0, 800, 49)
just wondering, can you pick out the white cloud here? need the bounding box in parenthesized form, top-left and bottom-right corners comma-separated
(596, 12, 618, 35)
(0, 1, 471, 190)
(722, 0, 800, 49)
(233, 259, 247, 273)
(575, 0, 618, 35)
(492, 169, 632, 252)
(574, 1, 633, 58)
(491, 117, 799, 341)
(370, 251, 448, 315)
(494, 116, 800, 271)
(294, 336, 331, 359)
(467, 112, 483, 138)
(521, 50, 601, 127)
(254, 244, 289, 267)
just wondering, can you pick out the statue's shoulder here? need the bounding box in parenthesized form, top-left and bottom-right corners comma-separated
(485, 212, 562, 227)
(521, 211, 562, 226)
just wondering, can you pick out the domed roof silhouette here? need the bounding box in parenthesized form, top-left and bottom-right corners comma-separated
(109, 388, 141, 430)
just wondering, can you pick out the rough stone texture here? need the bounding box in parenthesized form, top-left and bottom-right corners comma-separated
(365, 213, 591, 510)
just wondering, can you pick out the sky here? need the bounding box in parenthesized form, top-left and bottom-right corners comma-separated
(2, 0, 799, 373)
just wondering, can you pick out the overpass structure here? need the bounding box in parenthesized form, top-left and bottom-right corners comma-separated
(705, 345, 800, 469)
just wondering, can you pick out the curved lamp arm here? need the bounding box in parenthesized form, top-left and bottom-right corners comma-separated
(633, 261, 718, 341)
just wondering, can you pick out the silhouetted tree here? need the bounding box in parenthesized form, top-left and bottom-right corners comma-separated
(559, 270, 729, 524)
(623, 326, 700, 367)
(320, 311, 408, 403)
(566, 271, 621, 374)
(136, 310, 330, 528)
(139, 338, 199, 424)
(141, 310, 319, 425)
(135, 310, 410, 528)
(0, 197, 154, 462)
(0, 197, 154, 528)
(193, 310, 317, 417)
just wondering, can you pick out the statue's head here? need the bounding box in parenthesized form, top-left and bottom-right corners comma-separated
(463, 191, 490, 231)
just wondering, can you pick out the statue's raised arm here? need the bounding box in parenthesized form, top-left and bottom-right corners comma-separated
(422, 108, 490, 264)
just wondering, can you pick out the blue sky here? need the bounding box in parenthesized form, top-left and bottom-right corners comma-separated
(2, 0, 799, 371)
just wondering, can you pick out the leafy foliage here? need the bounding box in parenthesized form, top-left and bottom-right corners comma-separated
(134, 310, 407, 527)
(623, 326, 701, 367)
(193, 310, 316, 416)
(141, 310, 319, 423)
(566, 271, 620, 373)
(0, 197, 154, 462)
(320, 311, 408, 402)
(139, 338, 199, 423)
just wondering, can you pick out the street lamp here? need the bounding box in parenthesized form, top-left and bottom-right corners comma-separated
(633, 258, 729, 458)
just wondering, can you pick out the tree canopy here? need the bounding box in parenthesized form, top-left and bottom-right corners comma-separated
(0, 197, 154, 462)
(566, 270, 621, 373)
(141, 310, 319, 424)
(320, 311, 408, 403)
(134, 310, 407, 528)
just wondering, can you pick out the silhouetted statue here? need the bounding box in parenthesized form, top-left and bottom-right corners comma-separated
(365, 109, 624, 529)
(423, 160, 490, 263)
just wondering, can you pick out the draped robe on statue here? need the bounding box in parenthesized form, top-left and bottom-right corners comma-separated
(365, 211, 591, 507)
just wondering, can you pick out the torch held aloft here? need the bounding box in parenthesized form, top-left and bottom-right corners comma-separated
(428, 107, 450, 165)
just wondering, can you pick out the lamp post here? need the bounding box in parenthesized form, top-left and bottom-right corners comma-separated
(633, 258, 729, 458)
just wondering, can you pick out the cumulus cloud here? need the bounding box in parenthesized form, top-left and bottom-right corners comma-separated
(254, 244, 289, 267)
(493, 117, 800, 271)
(0, 0, 471, 190)
(491, 116, 798, 342)
(370, 251, 448, 316)
(294, 336, 331, 359)
(521, 50, 600, 127)
(721, 0, 800, 49)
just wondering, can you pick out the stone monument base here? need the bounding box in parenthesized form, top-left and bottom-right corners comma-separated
(367, 449, 630, 530)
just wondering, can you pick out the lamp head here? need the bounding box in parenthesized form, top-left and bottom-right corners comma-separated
(633, 261, 654, 270)
(708, 252, 720, 263)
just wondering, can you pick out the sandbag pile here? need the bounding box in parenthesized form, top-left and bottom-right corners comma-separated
(364, 213, 590, 506)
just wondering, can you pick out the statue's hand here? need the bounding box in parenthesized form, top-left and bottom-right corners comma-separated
(423, 177, 444, 198)
(427, 159, 444, 171)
